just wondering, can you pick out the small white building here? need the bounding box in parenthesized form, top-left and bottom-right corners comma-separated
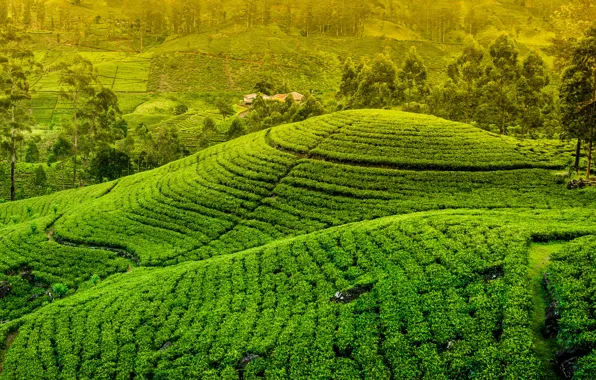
(243, 94, 258, 105)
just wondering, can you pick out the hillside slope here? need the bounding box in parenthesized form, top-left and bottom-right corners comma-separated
(37, 111, 587, 265)
(1, 110, 596, 378)
(3, 209, 596, 379)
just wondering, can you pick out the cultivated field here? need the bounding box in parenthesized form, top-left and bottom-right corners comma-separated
(1, 110, 596, 378)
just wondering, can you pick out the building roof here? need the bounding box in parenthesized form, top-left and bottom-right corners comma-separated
(243, 92, 304, 104)
(271, 94, 289, 101)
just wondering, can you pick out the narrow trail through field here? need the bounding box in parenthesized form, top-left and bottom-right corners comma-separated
(529, 243, 564, 379)
(0, 331, 18, 375)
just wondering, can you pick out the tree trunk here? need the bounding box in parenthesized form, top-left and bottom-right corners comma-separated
(575, 138, 582, 174)
(73, 91, 79, 188)
(587, 138, 593, 180)
(10, 105, 16, 201)
(10, 138, 15, 201)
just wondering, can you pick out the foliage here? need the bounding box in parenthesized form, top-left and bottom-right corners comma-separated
(547, 236, 596, 378)
(560, 26, 596, 178)
(0, 109, 594, 377)
(151, 125, 187, 167)
(216, 98, 234, 120)
(56, 54, 98, 187)
(549, 1, 596, 70)
(0, 37, 38, 201)
(428, 35, 556, 136)
(399, 47, 428, 100)
(89, 147, 131, 182)
(338, 53, 412, 109)
(24, 139, 39, 163)
(246, 93, 326, 132)
(51, 283, 68, 298)
(31, 165, 46, 192)
(226, 117, 247, 140)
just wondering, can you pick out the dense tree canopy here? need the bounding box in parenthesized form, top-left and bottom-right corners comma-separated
(428, 35, 555, 136)
(0, 30, 38, 201)
(560, 26, 596, 178)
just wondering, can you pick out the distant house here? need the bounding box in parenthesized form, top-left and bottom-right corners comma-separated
(288, 92, 305, 102)
(243, 94, 258, 105)
(271, 92, 305, 102)
(243, 92, 304, 105)
(271, 94, 288, 102)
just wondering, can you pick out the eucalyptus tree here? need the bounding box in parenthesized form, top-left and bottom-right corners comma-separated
(79, 87, 124, 174)
(399, 47, 428, 100)
(0, 32, 40, 201)
(57, 55, 97, 187)
(560, 26, 596, 178)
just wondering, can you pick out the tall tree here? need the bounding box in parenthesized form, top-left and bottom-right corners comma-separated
(479, 34, 521, 135)
(89, 147, 130, 182)
(442, 36, 485, 123)
(152, 125, 185, 166)
(79, 87, 124, 171)
(0, 0, 8, 24)
(23, 0, 32, 25)
(133, 123, 153, 171)
(560, 26, 596, 178)
(37, 0, 46, 29)
(337, 54, 401, 109)
(216, 98, 234, 120)
(337, 57, 358, 101)
(353, 54, 400, 108)
(57, 55, 98, 187)
(517, 51, 552, 135)
(550, 0, 596, 70)
(399, 47, 428, 100)
(0, 35, 38, 201)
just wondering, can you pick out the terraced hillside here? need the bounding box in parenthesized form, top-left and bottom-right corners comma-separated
(2, 110, 596, 378)
(34, 111, 584, 265)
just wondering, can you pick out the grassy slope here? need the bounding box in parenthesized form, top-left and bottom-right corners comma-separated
(0, 110, 595, 377)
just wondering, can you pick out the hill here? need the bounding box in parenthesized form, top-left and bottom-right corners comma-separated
(2, 110, 596, 377)
(2, 0, 576, 202)
(5, 110, 584, 266)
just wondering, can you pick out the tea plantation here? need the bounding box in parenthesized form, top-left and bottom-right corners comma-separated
(1, 110, 596, 379)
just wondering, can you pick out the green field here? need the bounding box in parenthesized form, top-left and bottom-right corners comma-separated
(3, 0, 596, 377)
(2, 110, 596, 378)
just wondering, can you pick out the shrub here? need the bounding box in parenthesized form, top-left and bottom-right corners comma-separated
(172, 104, 188, 115)
(51, 283, 69, 298)
(227, 118, 247, 139)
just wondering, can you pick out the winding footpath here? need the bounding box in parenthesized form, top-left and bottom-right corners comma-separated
(529, 243, 564, 379)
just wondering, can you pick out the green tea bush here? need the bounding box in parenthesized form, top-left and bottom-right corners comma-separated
(0, 214, 550, 379)
(547, 237, 596, 379)
(0, 110, 593, 378)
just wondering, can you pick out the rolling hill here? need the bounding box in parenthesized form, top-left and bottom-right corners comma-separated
(1, 110, 596, 378)
(4, 0, 572, 202)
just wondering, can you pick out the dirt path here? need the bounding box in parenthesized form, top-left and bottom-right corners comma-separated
(529, 243, 564, 379)
(0, 331, 18, 375)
